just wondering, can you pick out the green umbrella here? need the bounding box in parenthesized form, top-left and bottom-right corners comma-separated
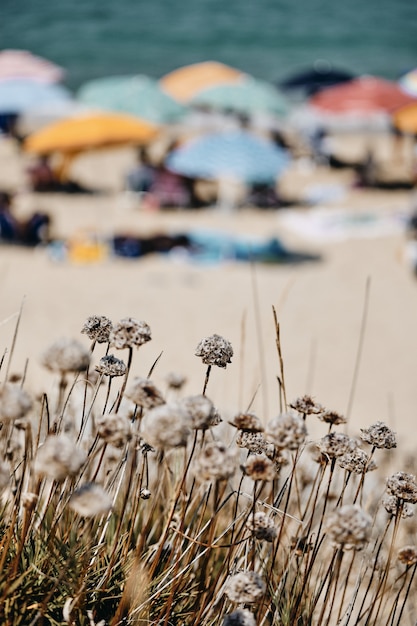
(190, 77, 289, 118)
(77, 74, 187, 125)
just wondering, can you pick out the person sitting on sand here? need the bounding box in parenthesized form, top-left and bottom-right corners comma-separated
(0, 190, 51, 246)
(0, 191, 22, 242)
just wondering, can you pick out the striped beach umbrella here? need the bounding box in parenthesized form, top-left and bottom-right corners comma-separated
(0, 49, 65, 83)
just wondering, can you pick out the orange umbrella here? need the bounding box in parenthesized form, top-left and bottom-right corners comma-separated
(310, 76, 416, 115)
(24, 112, 159, 155)
(159, 61, 246, 103)
(392, 102, 417, 134)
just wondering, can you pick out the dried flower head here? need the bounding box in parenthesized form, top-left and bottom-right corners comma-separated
(41, 338, 90, 374)
(326, 504, 372, 550)
(143, 403, 192, 449)
(317, 432, 357, 459)
(194, 441, 236, 482)
(382, 494, 414, 518)
(0, 383, 33, 422)
(96, 413, 131, 448)
(95, 354, 126, 378)
(165, 372, 187, 390)
(110, 317, 152, 350)
(337, 448, 377, 474)
(386, 472, 417, 503)
(34, 435, 86, 481)
(81, 315, 113, 343)
(267, 411, 307, 450)
(180, 394, 221, 430)
(140, 488, 151, 500)
(195, 334, 233, 368)
(317, 410, 347, 426)
(225, 570, 266, 604)
(290, 395, 324, 416)
(360, 421, 397, 449)
(397, 546, 417, 566)
(236, 431, 274, 457)
(229, 412, 264, 432)
(68, 483, 112, 517)
(222, 609, 256, 626)
(246, 511, 277, 542)
(243, 454, 277, 481)
(125, 376, 165, 409)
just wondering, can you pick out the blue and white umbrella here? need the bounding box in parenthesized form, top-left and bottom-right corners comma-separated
(0, 79, 73, 114)
(165, 130, 289, 184)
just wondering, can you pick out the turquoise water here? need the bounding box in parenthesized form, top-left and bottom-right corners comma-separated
(1, 0, 416, 90)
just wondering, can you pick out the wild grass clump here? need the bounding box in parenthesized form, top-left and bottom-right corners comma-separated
(0, 311, 416, 625)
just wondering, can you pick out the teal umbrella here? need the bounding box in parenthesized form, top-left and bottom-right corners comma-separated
(190, 78, 289, 118)
(77, 74, 187, 125)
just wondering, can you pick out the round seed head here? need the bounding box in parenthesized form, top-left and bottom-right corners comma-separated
(290, 395, 324, 415)
(382, 494, 414, 518)
(194, 441, 236, 482)
(326, 504, 372, 550)
(81, 315, 113, 343)
(229, 412, 264, 432)
(95, 354, 127, 377)
(386, 472, 417, 503)
(222, 609, 256, 626)
(165, 371, 187, 390)
(224, 570, 266, 604)
(195, 333, 233, 368)
(180, 394, 221, 430)
(34, 435, 86, 481)
(125, 376, 165, 409)
(360, 421, 397, 449)
(317, 432, 357, 459)
(243, 454, 277, 481)
(110, 317, 152, 350)
(41, 338, 90, 374)
(317, 410, 347, 426)
(236, 431, 274, 457)
(337, 448, 377, 473)
(96, 412, 132, 448)
(143, 403, 192, 449)
(246, 511, 277, 542)
(0, 383, 33, 422)
(397, 546, 417, 566)
(267, 411, 307, 450)
(68, 482, 112, 517)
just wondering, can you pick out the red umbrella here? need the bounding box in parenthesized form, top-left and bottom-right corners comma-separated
(309, 76, 416, 115)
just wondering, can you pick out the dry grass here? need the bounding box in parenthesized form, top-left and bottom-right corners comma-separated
(0, 310, 416, 626)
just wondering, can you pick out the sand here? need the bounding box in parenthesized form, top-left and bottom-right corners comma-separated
(1, 134, 417, 452)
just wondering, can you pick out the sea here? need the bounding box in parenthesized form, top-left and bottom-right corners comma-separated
(1, 0, 416, 91)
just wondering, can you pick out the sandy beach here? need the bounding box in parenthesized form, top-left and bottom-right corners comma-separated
(1, 135, 417, 452)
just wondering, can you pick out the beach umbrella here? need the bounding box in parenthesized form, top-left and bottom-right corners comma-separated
(392, 102, 417, 135)
(279, 64, 355, 96)
(0, 79, 73, 114)
(0, 49, 65, 83)
(23, 112, 159, 155)
(190, 77, 289, 118)
(309, 76, 416, 116)
(165, 130, 289, 184)
(398, 68, 417, 98)
(159, 61, 246, 103)
(77, 74, 187, 124)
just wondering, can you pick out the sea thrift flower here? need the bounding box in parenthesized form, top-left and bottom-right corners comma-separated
(290, 395, 324, 416)
(236, 431, 274, 456)
(267, 411, 307, 450)
(195, 333, 233, 368)
(360, 421, 397, 449)
(326, 504, 372, 550)
(143, 403, 191, 448)
(194, 441, 236, 482)
(243, 454, 277, 481)
(246, 511, 277, 542)
(317, 410, 347, 426)
(230, 412, 264, 432)
(180, 394, 221, 430)
(96, 413, 131, 448)
(140, 488, 151, 499)
(34, 434, 86, 481)
(81, 315, 113, 343)
(397, 546, 417, 566)
(317, 432, 357, 459)
(337, 448, 377, 473)
(125, 377, 165, 409)
(386, 472, 417, 503)
(222, 609, 256, 626)
(0, 383, 33, 421)
(95, 354, 126, 377)
(225, 570, 266, 603)
(110, 317, 151, 350)
(382, 494, 414, 518)
(165, 372, 187, 390)
(68, 483, 112, 517)
(41, 338, 90, 374)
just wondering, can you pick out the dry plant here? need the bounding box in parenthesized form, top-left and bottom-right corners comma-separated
(0, 311, 416, 626)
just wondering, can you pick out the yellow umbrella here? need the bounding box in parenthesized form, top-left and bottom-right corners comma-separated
(24, 112, 160, 155)
(392, 102, 417, 134)
(159, 61, 246, 103)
